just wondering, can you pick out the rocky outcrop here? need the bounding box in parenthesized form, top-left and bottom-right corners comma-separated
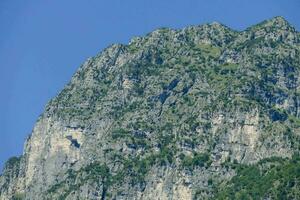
(1, 16, 300, 199)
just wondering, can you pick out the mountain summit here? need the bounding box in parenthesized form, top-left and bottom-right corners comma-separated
(1, 17, 300, 200)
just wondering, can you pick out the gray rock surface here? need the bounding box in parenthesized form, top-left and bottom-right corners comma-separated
(1, 16, 300, 200)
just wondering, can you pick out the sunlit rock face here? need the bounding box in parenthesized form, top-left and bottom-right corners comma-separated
(1, 16, 300, 200)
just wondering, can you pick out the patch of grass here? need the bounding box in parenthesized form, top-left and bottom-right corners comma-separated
(193, 44, 221, 58)
(12, 193, 25, 200)
(220, 63, 239, 74)
(181, 152, 211, 169)
(111, 128, 131, 139)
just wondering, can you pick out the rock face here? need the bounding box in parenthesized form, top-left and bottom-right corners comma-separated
(1, 16, 300, 200)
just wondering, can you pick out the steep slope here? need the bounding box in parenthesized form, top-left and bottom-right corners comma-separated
(1, 16, 300, 200)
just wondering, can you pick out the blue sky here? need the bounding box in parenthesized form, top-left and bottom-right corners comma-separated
(0, 0, 299, 170)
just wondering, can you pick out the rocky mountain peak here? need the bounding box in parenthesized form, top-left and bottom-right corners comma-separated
(249, 16, 293, 30)
(243, 16, 298, 44)
(1, 17, 300, 200)
(268, 16, 292, 28)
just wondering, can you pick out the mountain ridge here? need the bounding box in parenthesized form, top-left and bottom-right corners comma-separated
(1, 16, 300, 200)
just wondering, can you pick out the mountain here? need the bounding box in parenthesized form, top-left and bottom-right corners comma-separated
(1, 16, 300, 200)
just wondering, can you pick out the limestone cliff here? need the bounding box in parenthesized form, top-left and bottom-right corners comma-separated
(1, 16, 300, 200)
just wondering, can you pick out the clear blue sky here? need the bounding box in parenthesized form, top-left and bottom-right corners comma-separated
(0, 0, 299, 170)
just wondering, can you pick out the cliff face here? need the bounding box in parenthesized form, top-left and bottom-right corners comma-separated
(1, 16, 300, 200)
